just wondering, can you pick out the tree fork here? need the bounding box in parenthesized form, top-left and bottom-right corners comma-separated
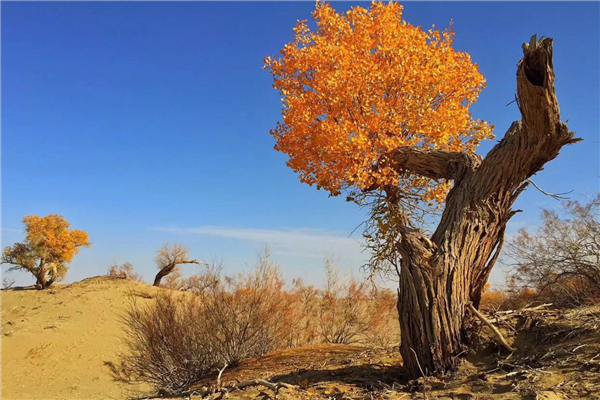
(397, 35, 581, 378)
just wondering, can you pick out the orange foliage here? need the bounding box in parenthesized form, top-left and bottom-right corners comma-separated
(479, 284, 508, 311)
(264, 1, 493, 202)
(2, 214, 90, 288)
(23, 214, 90, 263)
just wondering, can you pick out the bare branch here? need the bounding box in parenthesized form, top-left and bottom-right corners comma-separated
(410, 347, 428, 400)
(526, 179, 573, 201)
(216, 363, 227, 389)
(468, 303, 516, 352)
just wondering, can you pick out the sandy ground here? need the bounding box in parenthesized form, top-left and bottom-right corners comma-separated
(1, 276, 155, 400)
(2, 276, 599, 400)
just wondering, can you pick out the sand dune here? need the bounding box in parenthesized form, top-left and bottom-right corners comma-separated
(1, 276, 157, 400)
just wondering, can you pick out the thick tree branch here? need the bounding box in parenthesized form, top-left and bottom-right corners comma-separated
(362, 147, 482, 193)
(472, 36, 581, 199)
(387, 147, 482, 181)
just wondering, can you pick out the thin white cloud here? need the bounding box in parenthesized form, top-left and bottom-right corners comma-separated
(1, 228, 22, 233)
(152, 226, 365, 260)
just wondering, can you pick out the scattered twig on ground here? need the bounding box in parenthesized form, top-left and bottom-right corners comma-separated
(573, 344, 587, 353)
(410, 347, 427, 400)
(468, 303, 516, 352)
(488, 304, 553, 323)
(203, 379, 296, 400)
(216, 363, 227, 389)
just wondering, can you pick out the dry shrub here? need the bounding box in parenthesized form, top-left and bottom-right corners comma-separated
(364, 287, 399, 348)
(109, 293, 220, 396)
(494, 285, 538, 311)
(115, 250, 399, 395)
(504, 195, 600, 308)
(293, 258, 399, 347)
(286, 278, 321, 347)
(315, 259, 371, 344)
(479, 283, 508, 312)
(2, 277, 16, 290)
(107, 261, 143, 282)
(200, 249, 295, 365)
(161, 267, 186, 290)
(113, 249, 295, 395)
(537, 277, 600, 307)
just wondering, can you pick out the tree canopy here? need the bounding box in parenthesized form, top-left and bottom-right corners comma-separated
(2, 214, 90, 289)
(264, 1, 493, 204)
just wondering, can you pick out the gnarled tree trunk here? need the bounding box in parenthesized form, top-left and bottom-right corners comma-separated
(393, 36, 580, 377)
(34, 260, 56, 290)
(153, 260, 200, 286)
(153, 263, 177, 286)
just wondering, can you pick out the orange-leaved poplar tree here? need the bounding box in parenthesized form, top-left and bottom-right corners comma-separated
(265, 1, 580, 377)
(2, 214, 91, 289)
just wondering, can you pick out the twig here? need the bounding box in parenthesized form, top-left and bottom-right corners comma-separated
(216, 362, 228, 389)
(526, 179, 573, 201)
(409, 347, 427, 400)
(499, 370, 524, 379)
(468, 303, 516, 352)
(204, 379, 296, 400)
(573, 344, 587, 353)
(494, 303, 553, 315)
(488, 303, 553, 323)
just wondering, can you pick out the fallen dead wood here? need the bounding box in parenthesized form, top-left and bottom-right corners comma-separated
(468, 303, 516, 352)
(202, 379, 296, 399)
(487, 303, 553, 323)
(493, 303, 553, 315)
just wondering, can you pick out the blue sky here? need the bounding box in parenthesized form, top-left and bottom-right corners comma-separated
(2, 2, 598, 287)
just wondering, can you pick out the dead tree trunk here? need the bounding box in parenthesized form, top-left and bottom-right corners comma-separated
(153, 260, 199, 286)
(392, 36, 580, 377)
(153, 263, 176, 286)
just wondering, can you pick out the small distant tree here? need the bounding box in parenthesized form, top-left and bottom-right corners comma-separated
(108, 261, 143, 282)
(505, 195, 600, 306)
(1, 214, 90, 289)
(2, 277, 16, 290)
(153, 243, 200, 287)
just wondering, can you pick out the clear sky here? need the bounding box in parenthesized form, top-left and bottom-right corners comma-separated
(2, 1, 598, 288)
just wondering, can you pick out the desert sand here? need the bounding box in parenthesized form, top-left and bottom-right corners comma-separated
(2, 276, 599, 400)
(1, 276, 154, 400)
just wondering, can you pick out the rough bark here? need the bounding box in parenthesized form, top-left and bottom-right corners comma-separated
(153, 260, 199, 287)
(34, 260, 56, 290)
(35, 272, 55, 290)
(393, 36, 580, 378)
